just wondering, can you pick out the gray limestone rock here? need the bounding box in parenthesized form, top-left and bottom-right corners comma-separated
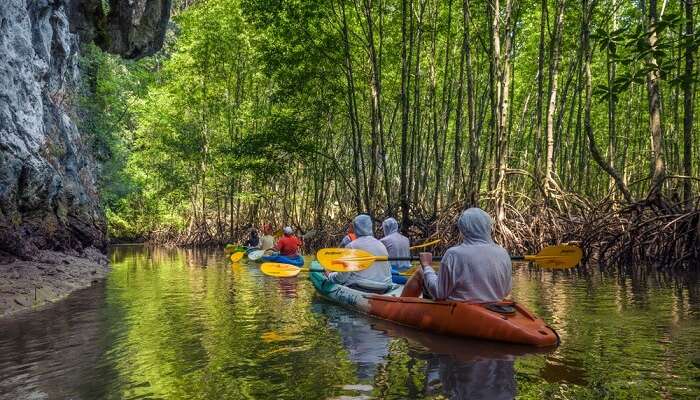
(0, 0, 170, 260)
(100, 0, 172, 59)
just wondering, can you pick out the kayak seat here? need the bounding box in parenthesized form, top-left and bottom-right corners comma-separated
(484, 303, 516, 315)
(348, 282, 395, 294)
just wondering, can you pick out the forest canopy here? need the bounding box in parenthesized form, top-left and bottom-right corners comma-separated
(86, 0, 700, 267)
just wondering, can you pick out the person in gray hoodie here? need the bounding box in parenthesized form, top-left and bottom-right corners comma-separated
(380, 218, 411, 271)
(401, 208, 512, 302)
(328, 214, 393, 291)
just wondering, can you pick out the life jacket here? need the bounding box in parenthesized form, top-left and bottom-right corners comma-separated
(348, 232, 357, 241)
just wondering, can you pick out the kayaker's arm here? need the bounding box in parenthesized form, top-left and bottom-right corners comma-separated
(339, 235, 352, 248)
(418, 252, 440, 299)
(422, 251, 456, 300)
(418, 252, 432, 271)
(327, 270, 353, 284)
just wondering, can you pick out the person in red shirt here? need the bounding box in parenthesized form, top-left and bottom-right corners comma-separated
(274, 226, 302, 256)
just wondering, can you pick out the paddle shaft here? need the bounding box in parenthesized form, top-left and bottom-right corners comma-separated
(362, 255, 530, 262)
(409, 239, 441, 250)
(386, 256, 441, 261)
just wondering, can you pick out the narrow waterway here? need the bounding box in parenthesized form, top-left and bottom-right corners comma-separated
(1, 245, 699, 399)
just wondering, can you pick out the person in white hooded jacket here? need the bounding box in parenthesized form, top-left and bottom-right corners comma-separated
(379, 218, 411, 271)
(401, 208, 512, 302)
(328, 214, 393, 291)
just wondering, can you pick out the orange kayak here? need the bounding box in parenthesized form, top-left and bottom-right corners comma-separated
(309, 261, 559, 347)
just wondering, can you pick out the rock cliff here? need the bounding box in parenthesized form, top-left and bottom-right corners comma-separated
(0, 0, 170, 261)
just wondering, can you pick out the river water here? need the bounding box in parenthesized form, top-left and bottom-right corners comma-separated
(1, 245, 699, 399)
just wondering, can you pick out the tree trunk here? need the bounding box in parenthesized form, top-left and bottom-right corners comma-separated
(400, 0, 411, 228)
(490, 0, 514, 223)
(683, 0, 695, 204)
(464, 0, 477, 204)
(340, 1, 364, 213)
(607, 0, 618, 195)
(409, 0, 426, 206)
(544, 0, 565, 195)
(534, 0, 548, 182)
(645, 0, 666, 198)
(451, 0, 472, 204)
(582, 0, 632, 203)
(433, 0, 454, 214)
(363, 0, 383, 213)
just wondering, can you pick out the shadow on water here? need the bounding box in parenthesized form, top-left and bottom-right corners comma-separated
(0, 245, 699, 399)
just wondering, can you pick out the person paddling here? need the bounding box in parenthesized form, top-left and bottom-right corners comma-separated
(245, 229, 260, 249)
(328, 214, 392, 292)
(379, 218, 411, 272)
(339, 223, 357, 247)
(401, 208, 512, 302)
(260, 224, 275, 252)
(273, 226, 302, 257)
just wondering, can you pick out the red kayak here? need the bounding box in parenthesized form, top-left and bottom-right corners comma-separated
(309, 261, 559, 347)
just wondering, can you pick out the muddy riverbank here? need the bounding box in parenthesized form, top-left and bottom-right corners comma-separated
(0, 248, 109, 318)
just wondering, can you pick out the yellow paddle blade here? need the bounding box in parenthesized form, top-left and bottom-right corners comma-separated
(526, 245, 583, 269)
(261, 263, 305, 277)
(409, 239, 441, 250)
(230, 251, 245, 263)
(316, 248, 384, 272)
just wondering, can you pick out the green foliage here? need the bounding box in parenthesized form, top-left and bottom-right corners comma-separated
(89, 0, 700, 241)
(80, 44, 133, 208)
(80, 43, 185, 239)
(86, 0, 326, 240)
(592, 8, 700, 102)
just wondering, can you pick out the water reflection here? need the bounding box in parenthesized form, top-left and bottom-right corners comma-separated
(425, 356, 515, 400)
(313, 302, 391, 380)
(376, 318, 550, 400)
(315, 301, 553, 399)
(0, 245, 698, 400)
(277, 278, 299, 299)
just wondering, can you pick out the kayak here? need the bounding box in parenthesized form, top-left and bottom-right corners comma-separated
(224, 244, 246, 254)
(260, 254, 305, 267)
(248, 249, 265, 261)
(391, 267, 409, 284)
(309, 261, 559, 347)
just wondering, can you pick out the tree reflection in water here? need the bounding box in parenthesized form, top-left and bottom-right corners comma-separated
(316, 300, 552, 399)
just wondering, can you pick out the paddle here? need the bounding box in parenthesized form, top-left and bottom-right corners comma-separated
(261, 263, 308, 277)
(230, 251, 245, 263)
(409, 239, 441, 251)
(261, 250, 390, 277)
(317, 244, 582, 272)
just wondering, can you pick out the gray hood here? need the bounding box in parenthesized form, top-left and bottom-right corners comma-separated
(381, 218, 399, 236)
(458, 208, 494, 245)
(353, 214, 374, 237)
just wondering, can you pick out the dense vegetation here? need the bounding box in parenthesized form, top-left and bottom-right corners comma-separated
(86, 0, 700, 267)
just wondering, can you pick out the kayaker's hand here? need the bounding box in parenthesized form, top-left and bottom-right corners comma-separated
(419, 252, 432, 268)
